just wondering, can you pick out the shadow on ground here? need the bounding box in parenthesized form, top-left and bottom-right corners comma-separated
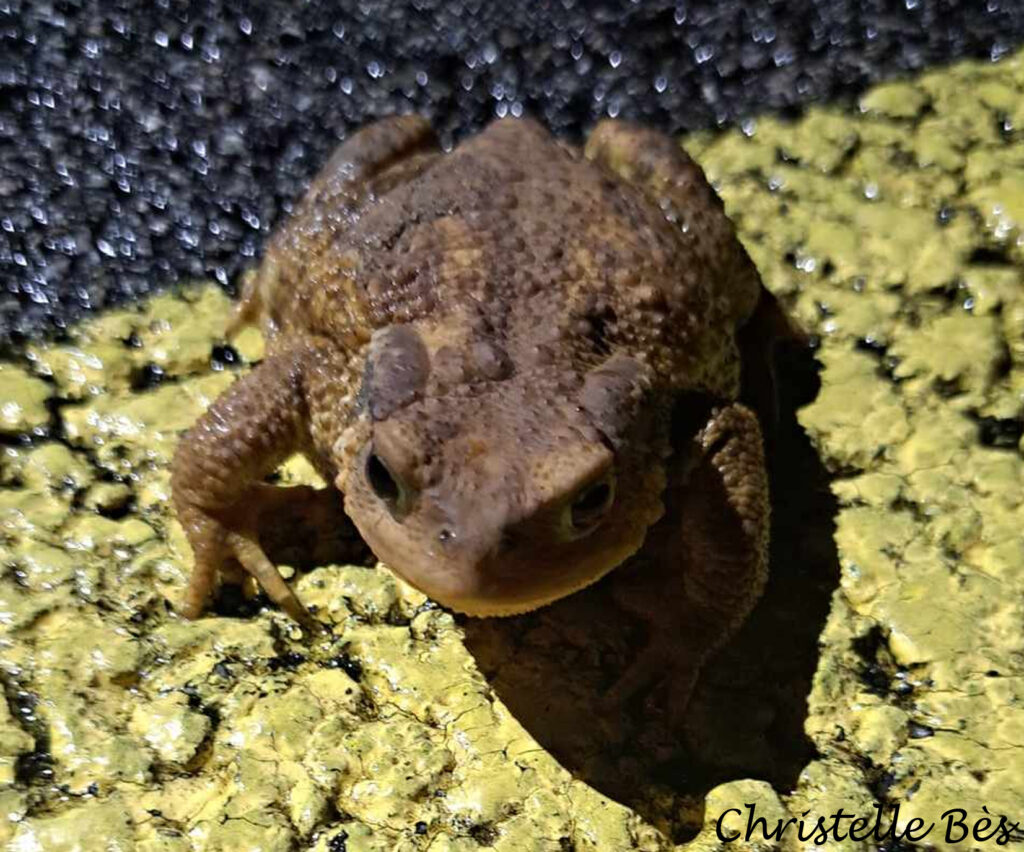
(461, 341, 838, 841)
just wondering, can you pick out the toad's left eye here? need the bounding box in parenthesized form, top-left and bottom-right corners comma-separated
(569, 476, 615, 533)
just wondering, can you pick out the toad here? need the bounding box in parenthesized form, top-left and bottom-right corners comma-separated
(171, 116, 798, 713)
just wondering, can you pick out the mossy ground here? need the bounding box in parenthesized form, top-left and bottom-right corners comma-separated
(1, 51, 1023, 851)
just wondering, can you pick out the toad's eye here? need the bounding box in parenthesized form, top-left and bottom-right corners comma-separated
(366, 452, 401, 506)
(569, 475, 615, 533)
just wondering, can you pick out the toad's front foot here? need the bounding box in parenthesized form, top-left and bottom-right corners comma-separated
(171, 347, 339, 630)
(175, 492, 322, 632)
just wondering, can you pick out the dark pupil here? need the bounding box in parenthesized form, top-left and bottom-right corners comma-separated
(366, 453, 399, 504)
(571, 482, 611, 527)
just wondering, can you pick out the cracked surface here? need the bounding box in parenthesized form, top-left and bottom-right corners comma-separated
(1, 50, 1024, 850)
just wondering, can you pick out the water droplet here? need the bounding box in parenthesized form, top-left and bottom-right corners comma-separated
(773, 48, 794, 67)
(694, 44, 714, 64)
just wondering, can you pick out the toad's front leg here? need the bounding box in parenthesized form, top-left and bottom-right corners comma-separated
(171, 347, 334, 628)
(607, 402, 770, 727)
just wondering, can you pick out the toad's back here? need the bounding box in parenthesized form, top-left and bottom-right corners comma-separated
(253, 118, 761, 398)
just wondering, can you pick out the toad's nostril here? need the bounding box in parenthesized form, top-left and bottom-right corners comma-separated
(366, 452, 400, 505)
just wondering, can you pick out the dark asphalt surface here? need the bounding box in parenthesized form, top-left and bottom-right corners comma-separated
(2, 0, 1023, 348)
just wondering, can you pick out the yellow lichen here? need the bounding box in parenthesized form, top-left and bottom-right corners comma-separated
(0, 364, 51, 436)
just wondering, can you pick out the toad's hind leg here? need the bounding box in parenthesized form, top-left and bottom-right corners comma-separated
(305, 114, 439, 209)
(227, 115, 440, 341)
(606, 402, 769, 727)
(171, 347, 344, 628)
(739, 286, 809, 432)
(584, 120, 762, 328)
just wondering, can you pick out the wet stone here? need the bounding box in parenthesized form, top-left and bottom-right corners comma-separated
(859, 81, 931, 120)
(81, 481, 133, 515)
(0, 365, 51, 436)
(0, 697, 34, 788)
(128, 692, 211, 766)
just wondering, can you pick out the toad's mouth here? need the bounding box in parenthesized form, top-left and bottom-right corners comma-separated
(354, 514, 649, 619)
(381, 558, 625, 618)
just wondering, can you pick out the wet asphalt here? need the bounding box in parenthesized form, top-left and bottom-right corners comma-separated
(1, 0, 1022, 347)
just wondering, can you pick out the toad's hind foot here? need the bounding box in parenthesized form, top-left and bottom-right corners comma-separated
(600, 637, 701, 731)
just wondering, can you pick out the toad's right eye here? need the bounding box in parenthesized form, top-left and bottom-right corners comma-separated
(566, 472, 616, 537)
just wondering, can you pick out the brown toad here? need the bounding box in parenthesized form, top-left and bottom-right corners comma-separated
(171, 116, 797, 712)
